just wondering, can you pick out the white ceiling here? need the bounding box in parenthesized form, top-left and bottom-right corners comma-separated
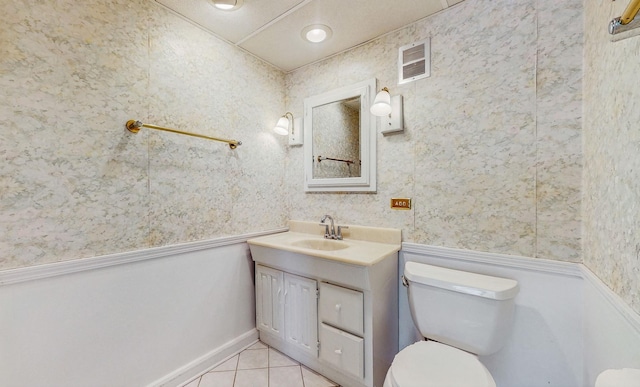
(155, 0, 464, 72)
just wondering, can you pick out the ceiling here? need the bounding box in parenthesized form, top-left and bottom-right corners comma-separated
(155, 0, 464, 72)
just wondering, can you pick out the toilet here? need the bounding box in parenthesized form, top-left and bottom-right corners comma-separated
(384, 262, 519, 387)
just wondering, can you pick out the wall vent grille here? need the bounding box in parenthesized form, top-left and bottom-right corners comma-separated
(398, 38, 431, 84)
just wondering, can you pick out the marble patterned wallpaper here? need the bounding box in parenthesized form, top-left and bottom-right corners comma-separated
(0, 0, 287, 270)
(285, 0, 583, 262)
(0, 0, 588, 277)
(583, 1, 640, 314)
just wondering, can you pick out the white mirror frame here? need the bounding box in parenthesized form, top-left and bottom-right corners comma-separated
(303, 78, 377, 192)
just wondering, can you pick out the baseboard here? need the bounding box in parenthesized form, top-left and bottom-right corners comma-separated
(150, 328, 260, 387)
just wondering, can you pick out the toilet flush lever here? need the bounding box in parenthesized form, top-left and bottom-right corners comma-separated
(401, 275, 409, 287)
(334, 349, 343, 355)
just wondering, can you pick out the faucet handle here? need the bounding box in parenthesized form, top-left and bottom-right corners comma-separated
(336, 225, 349, 240)
(319, 223, 331, 238)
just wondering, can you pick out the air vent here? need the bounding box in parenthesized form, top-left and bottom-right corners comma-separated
(398, 38, 431, 84)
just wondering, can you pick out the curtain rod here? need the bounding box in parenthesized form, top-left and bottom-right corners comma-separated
(125, 120, 242, 149)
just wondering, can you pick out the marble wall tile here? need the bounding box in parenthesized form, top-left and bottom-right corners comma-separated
(146, 5, 287, 246)
(583, 1, 640, 314)
(0, 0, 151, 269)
(0, 0, 286, 269)
(535, 0, 583, 262)
(1, 0, 587, 274)
(412, 0, 538, 257)
(285, 0, 582, 260)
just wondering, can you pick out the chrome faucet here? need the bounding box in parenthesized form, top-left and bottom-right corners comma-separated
(320, 215, 335, 239)
(319, 215, 349, 240)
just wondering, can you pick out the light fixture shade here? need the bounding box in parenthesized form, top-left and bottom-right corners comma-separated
(301, 24, 333, 43)
(370, 89, 392, 116)
(274, 116, 290, 135)
(211, 0, 243, 10)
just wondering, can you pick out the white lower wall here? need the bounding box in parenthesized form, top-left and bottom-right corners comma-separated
(401, 244, 640, 387)
(0, 231, 281, 387)
(3, 236, 639, 387)
(401, 244, 586, 387)
(582, 267, 640, 386)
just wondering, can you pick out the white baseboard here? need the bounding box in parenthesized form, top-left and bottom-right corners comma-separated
(151, 329, 259, 387)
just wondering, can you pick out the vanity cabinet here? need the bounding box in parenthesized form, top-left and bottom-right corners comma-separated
(251, 251, 398, 387)
(249, 221, 400, 387)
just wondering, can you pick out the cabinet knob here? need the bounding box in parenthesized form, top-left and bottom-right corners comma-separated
(334, 349, 342, 355)
(335, 303, 341, 311)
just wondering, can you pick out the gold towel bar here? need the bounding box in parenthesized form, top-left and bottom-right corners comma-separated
(610, 0, 640, 35)
(125, 120, 242, 149)
(621, 0, 640, 25)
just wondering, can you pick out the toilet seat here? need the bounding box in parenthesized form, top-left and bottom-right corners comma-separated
(386, 341, 496, 387)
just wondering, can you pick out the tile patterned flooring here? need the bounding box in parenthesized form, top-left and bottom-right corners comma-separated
(183, 341, 339, 387)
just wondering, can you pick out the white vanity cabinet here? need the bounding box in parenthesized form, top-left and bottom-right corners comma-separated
(249, 221, 401, 387)
(251, 254, 398, 386)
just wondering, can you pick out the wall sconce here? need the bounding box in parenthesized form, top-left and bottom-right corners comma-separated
(273, 112, 303, 145)
(370, 87, 404, 135)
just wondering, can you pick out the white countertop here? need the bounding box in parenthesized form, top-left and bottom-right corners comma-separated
(247, 221, 402, 266)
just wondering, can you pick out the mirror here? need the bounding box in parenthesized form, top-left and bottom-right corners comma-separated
(312, 96, 361, 179)
(303, 78, 376, 192)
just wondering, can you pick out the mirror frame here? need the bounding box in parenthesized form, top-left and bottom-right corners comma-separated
(303, 78, 377, 192)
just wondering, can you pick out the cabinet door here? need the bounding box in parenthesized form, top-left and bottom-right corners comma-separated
(284, 273, 318, 357)
(255, 265, 284, 339)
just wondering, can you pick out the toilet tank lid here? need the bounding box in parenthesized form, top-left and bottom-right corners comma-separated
(404, 262, 519, 300)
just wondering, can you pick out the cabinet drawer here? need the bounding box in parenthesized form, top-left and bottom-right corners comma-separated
(319, 282, 364, 336)
(319, 323, 364, 379)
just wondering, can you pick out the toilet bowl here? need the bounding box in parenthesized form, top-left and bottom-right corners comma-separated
(384, 262, 519, 387)
(383, 341, 495, 387)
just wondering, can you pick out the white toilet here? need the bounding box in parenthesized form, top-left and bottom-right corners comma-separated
(384, 262, 519, 387)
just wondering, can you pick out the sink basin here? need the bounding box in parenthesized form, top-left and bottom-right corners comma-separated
(291, 239, 350, 251)
(247, 220, 402, 265)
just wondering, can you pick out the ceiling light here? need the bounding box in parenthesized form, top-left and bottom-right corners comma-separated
(302, 24, 333, 43)
(211, 0, 243, 11)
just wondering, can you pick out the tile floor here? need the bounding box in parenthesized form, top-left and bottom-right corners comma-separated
(183, 341, 339, 387)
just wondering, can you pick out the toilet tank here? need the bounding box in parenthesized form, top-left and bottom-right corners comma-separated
(404, 262, 519, 356)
